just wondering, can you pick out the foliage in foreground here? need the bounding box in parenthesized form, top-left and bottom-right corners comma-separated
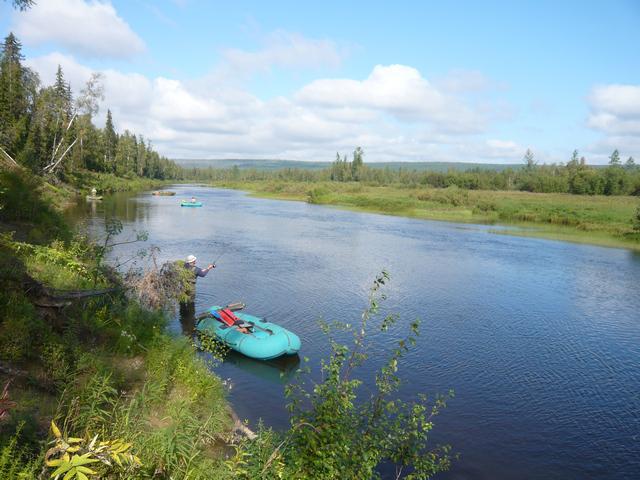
(0, 219, 231, 478)
(228, 272, 453, 479)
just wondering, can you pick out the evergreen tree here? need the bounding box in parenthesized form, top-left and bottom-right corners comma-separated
(604, 150, 628, 195)
(609, 149, 621, 166)
(0, 32, 29, 155)
(352, 146, 364, 181)
(568, 149, 579, 166)
(8, 0, 35, 10)
(625, 157, 636, 170)
(53, 65, 72, 115)
(103, 109, 118, 172)
(523, 149, 536, 170)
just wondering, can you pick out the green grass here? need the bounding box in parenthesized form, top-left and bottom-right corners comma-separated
(0, 228, 234, 478)
(214, 180, 640, 250)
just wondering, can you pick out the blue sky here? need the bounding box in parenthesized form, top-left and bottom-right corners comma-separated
(1, 0, 639, 163)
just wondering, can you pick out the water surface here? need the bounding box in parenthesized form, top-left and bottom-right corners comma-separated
(68, 185, 640, 479)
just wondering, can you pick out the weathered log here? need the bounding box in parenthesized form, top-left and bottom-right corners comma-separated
(22, 272, 118, 308)
(228, 407, 257, 440)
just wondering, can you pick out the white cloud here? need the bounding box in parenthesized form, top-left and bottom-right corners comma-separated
(25, 52, 522, 162)
(295, 64, 485, 134)
(214, 30, 346, 81)
(25, 51, 93, 90)
(13, 0, 145, 58)
(587, 84, 640, 135)
(588, 84, 640, 119)
(585, 84, 640, 161)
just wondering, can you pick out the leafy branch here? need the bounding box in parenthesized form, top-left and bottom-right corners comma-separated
(45, 420, 141, 479)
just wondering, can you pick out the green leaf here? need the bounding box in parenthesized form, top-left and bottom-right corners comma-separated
(75, 466, 97, 475)
(70, 454, 99, 466)
(50, 462, 72, 478)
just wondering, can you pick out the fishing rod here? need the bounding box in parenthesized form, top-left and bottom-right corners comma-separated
(210, 243, 229, 266)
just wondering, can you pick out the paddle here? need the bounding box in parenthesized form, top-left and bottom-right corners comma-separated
(195, 302, 245, 321)
(244, 320, 274, 336)
(200, 306, 274, 336)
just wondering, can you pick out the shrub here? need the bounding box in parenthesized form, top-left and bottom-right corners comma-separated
(0, 292, 44, 362)
(0, 423, 39, 479)
(231, 272, 453, 479)
(307, 186, 330, 204)
(0, 170, 69, 242)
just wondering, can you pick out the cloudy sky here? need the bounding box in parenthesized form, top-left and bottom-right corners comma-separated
(1, 0, 639, 163)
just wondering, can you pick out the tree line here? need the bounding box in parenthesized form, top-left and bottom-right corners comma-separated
(191, 147, 640, 196)
(0, 33, 181, 182)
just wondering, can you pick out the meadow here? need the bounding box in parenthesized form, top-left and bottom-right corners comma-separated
(214, 180, 640, 250)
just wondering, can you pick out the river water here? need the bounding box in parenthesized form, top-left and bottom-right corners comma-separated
(68, 185, 640, 479)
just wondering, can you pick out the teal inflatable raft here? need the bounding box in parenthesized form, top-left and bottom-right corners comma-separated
(181, 201, 203, 207)
(196, 306, 301, 360)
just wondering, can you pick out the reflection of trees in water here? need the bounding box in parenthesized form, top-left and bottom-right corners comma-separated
(103, 192, 143, 223)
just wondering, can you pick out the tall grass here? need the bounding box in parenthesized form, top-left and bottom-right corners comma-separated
(0, 424, 39, 479)
(218, 180, 640, 249)
(55, 337, 231, 479)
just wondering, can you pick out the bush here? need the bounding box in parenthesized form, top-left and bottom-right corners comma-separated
(0, 423, 39, 479)
(418, 186, 469, 207)
(0, 292, 44, 362)
(0, 170, 69, 242)
(307, 186, 330, 204)
(230, 272, 453, 479)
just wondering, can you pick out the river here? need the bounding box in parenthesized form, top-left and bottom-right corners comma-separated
(67, 184, 640, 479)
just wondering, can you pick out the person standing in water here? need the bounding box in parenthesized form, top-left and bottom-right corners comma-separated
(179, 254, 215, 334)
(184, 254, 214, 283)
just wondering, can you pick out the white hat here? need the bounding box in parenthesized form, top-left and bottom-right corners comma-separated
(186, 255, 197, 263)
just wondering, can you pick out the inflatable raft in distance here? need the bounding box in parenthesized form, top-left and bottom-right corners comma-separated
(181, 201, 203, 207)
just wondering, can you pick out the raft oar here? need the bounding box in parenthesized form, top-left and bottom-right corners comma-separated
(196, 302, 245, 321)
(202, 307, 274, 336)
(245, 320, 274, 336)
(226, 302, 245, 311)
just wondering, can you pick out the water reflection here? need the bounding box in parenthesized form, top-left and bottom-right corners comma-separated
(179, 301, 196, 335)
(225, 351, 300, 384)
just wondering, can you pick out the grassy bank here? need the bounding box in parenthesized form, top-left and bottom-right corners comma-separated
(0, 239, 233, 479)
(214, 180, 640, 250)
(0, 170, 235, 478)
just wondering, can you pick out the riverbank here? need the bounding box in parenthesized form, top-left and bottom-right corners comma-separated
(213, 180, 640, 251)
(0, 170, 236, 478)
(41, 170, 174, 208)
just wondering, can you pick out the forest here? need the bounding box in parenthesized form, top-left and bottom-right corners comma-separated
(0, 33, 181, 186)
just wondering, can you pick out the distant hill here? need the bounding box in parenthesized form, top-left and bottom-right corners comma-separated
(173, 158, 524, 172)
